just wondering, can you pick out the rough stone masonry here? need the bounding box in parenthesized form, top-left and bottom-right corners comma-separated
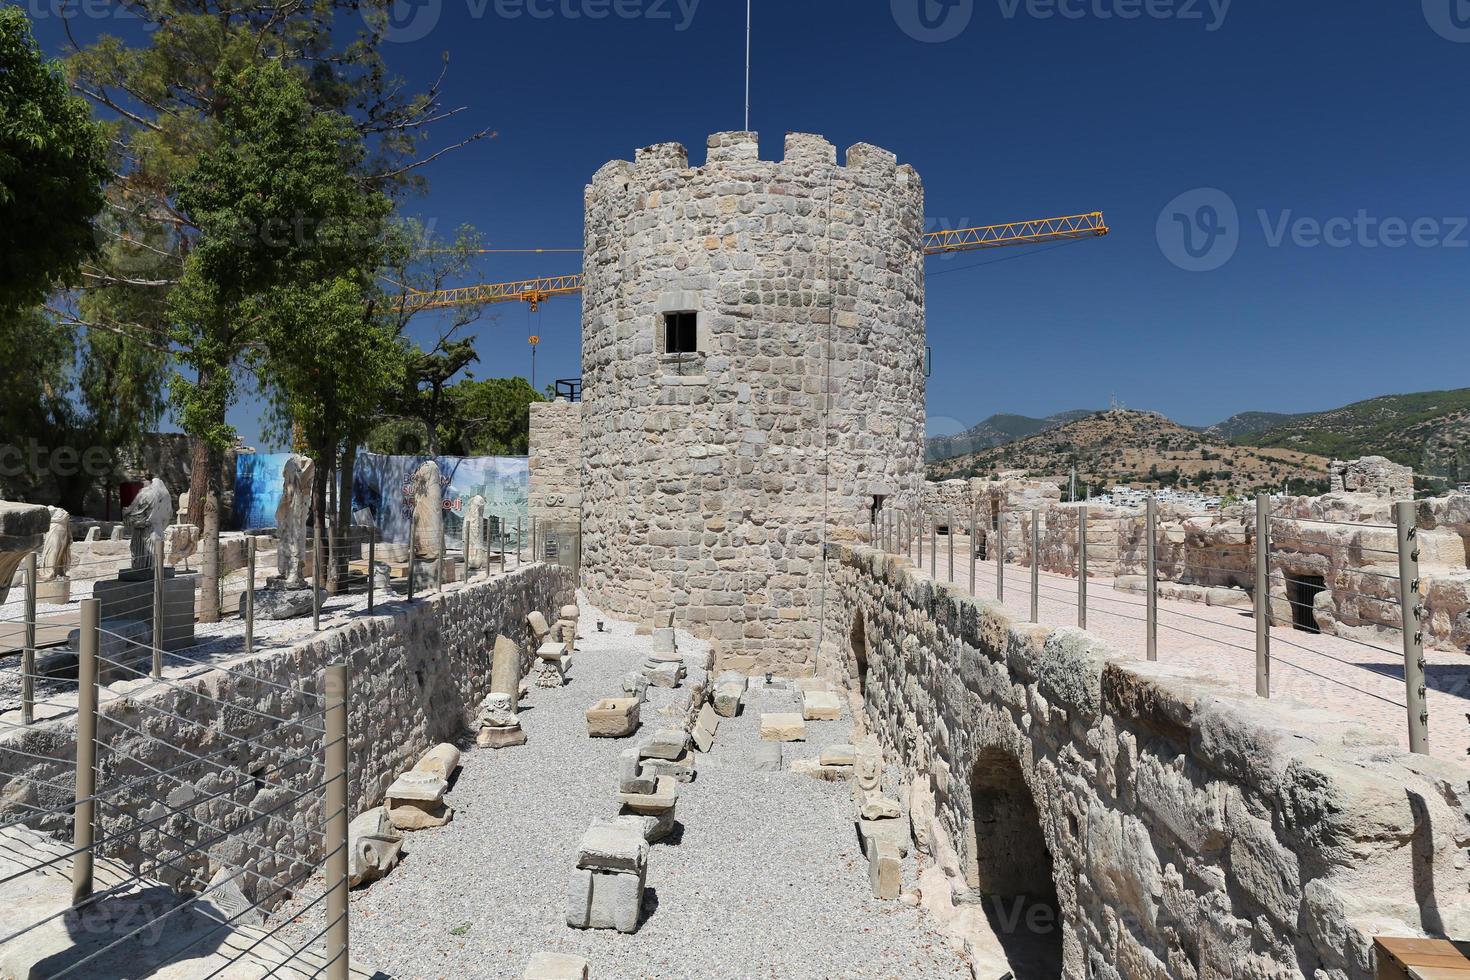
(818, 542, 1470, 979)
(571, 131, 927, 676)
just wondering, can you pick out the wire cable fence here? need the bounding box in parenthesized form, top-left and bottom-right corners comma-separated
(0, 508, 545, 723)
(0, 598, 353, 978)
(876, 495, 1435, 756)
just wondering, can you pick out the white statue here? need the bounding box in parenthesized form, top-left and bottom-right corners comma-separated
(410, 460, 443, 560)
(464, 495, 486, 569)
(40, 507, 71, 581)
(274, 455, 315, 589)
(123, 477, 172, 570)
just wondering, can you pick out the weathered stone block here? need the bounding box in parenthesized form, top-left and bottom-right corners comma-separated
(760, 712, 806, 741)
(586, 698, 641, 738)
(802, 690, 842, 721)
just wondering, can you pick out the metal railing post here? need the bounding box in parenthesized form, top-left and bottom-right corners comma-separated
(152, 534, 165, 677)
(929, 511, 937, 579)
(324, 663, 350, 980)
(969, 503, 977, 597)
(1146, 497, 1158, 661)
(947, 508, 954, 582)
(500, 516, 507, 571)
(22, 553, 36, 725)
(73, 597, 100, 905)
(530, 517, 536, 563)
(1254, 494, 1271, 697)
(485, 515, 494, 576)
(366, 527, 376, 613)
(1078, 506, 1088, 629)
(517, 518, 523, 569)
(245, 538, 256, 655)
(1395, 501, 1429, 754)
(997, 505, 1005, 601)
(312, 519, 323, 631)
(436, 515, 445, 593)
(1030, 509, 1040, 622)
(406, 512, 416, 604)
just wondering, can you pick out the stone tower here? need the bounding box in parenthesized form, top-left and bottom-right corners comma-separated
(578, 131, 926, 674)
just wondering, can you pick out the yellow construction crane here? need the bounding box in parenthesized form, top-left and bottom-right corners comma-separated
(397, 212, 1108, 313)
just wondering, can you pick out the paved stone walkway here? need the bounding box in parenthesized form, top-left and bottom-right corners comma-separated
(908, 537, 1470, 762)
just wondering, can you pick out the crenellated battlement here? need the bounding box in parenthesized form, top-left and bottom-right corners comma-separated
(587, 131, 921, 195)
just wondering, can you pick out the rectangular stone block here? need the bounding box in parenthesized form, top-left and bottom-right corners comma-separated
(576, 824, 649, 874)
(868, 836, 901, 900)
(802, 690, 842, 721)
(523, 951, 590, 980)
(760, 712, 807, 742)
(640, 729, 689, 761)
(92, 572, 199, 650)
(587, 697, 641, 738)
(714, 682, 744, 717)
(619, 775, 677, 814)
(565, 866, 644, 933)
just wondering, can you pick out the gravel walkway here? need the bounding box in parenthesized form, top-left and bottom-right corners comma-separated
(284, 595, 971, 980)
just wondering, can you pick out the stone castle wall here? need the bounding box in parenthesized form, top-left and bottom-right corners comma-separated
(818, 542, 1470, 979)
(0, 563, 574, 907)
(529, 398, 582, 533)
(577, 131, 927, 674)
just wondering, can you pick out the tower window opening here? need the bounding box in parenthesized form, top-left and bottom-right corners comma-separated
(664, 312, 699, 354)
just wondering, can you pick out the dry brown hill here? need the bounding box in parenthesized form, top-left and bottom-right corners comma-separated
(927, 410, 1332, 496)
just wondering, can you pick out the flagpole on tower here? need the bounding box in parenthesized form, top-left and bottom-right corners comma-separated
(745, 0, 752, 131)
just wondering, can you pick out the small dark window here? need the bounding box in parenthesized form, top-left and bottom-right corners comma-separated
(664, 312, 698, 354)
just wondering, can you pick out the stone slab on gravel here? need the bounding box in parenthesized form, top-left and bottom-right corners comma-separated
(524, 951, 590, 979)
(748, 742, 783, 771)
(639, 729, 689, 760)
(802, 691, 842, 721)
(760, 712, 807, 741)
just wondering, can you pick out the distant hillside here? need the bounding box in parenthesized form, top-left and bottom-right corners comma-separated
(1231, 388, 1470, 487)
(928, 410, 1332, 496)
(1206, 411, 1303, 441)
(926, 410, 1095, 462)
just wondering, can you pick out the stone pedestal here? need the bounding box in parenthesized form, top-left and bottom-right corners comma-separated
(36, 579, 71, 604)
(586, 698, 640, 738)
(93, 568, 198, 650)
(566, 824, 649, 933)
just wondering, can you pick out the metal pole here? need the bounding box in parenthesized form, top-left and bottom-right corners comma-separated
(312, 519, 323, 631)
(1030, 509, 1040, 622)
(946, 509, 954, 583)
(22, 553, 35, 725)
(406, 512, 416, 603)
(323, 663, 350, 980)
(929, 512, 936, 579)
(485, 515, 493, 577)
(969, 503, 977, 597)
(152, 535, 165, 677)
(1146, 497, 1158, 661)
(366, 527, 376, 613)
(1254, 494, 1271, 698)
(517, 518, 523, 569)
(500, 516, 507, 571)
(436, 513, 445, 593)
(530, 516, 537, 564)
(245, 538, 256, 655)
(997, 504, 1005, 601)
(1396, 501, 1429, 754)
(1078, 507, 1088, 629)
(73, 597, 99, 905)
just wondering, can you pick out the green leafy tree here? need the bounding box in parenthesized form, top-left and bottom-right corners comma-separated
(444, 377, 546, 456)
(0, 8, 110, 313)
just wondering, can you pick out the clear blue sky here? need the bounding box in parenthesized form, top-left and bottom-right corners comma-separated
(33, 0, 1470, 447)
